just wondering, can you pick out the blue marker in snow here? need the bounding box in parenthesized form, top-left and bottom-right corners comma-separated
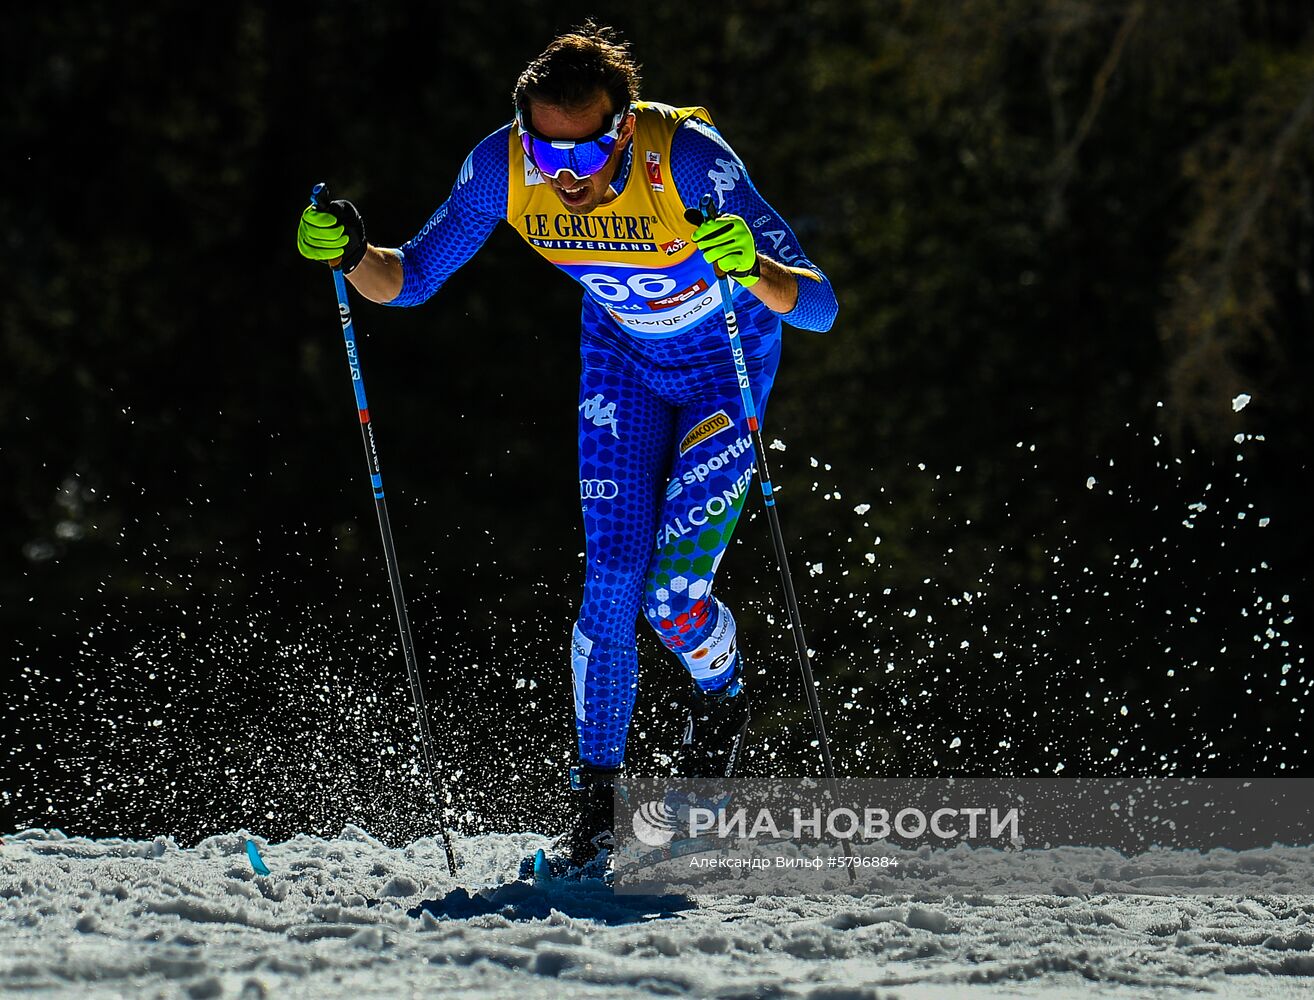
(244, 838, 271, 876)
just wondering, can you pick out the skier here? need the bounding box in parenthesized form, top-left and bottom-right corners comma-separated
(296, 22, 836, 868)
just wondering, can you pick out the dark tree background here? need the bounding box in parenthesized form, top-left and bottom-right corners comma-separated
(4, 1, 1312, 845)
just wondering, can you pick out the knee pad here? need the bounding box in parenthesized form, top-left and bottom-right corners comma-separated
(675, 600, 738, 686)
(570, 621, 638, 769)
(570, 622, 593, 722)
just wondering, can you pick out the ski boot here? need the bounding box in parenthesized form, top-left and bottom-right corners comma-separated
(559, 763, 620, 866)
(521, 763, 620, 881)
(676, 664, 750, 778)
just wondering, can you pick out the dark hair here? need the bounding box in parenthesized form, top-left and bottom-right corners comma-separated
(513, 20, 641, 126)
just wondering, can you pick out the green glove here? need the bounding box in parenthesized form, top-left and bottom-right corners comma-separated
(296, 195, 367, 273)
(691, 212, 761, 287)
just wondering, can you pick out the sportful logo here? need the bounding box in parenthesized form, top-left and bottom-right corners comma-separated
(580, 479, 620, 500)
(708, 156, 742, 208)
(656, 459, 754, 548)
(683, 435, 752, 485)
(579, 394, 620, 439)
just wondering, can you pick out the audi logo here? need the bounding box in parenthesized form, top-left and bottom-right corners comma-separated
(580, 479, 620, 500)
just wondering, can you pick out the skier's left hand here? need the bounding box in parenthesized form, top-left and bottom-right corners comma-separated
(297, 196, 367, 273)
(691, 212, 761, 288)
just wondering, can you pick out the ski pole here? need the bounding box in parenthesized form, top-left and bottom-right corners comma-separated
(309, 183, 456, 877)
(688, 195, 854, 876)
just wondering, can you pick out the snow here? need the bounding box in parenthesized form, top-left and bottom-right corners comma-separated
(7, 403, 1311, 1000)
(4, 828, 1313, 999)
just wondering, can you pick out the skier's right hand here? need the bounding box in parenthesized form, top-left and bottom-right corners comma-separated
(296, 194, 367, 273)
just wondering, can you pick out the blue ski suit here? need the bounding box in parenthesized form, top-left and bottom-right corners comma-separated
(385, 102, 837, 768)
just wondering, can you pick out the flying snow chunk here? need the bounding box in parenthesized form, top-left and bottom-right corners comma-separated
(769, 438, 786, 451)
(950, 737, 961, 749)
(1232, 393, 1252, 412)
(854, 503, 871, 515)
(1086, 477, 1096, 489)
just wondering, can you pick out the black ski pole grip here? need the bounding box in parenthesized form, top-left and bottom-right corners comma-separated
(685, 193, 719, 226)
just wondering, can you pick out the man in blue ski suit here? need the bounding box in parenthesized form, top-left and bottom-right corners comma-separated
(297, 23, 837, 864)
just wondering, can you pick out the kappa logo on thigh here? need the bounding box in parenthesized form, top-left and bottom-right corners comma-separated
(679, 409, 732, 455)
(579, 394, 620, 439)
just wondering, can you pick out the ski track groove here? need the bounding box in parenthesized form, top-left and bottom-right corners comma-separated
(2, 829, 1313, 999)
